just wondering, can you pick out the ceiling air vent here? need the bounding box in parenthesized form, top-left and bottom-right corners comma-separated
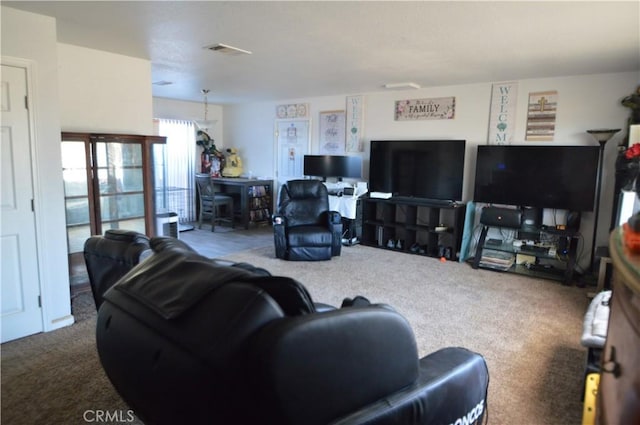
(204, 43, 252, 56)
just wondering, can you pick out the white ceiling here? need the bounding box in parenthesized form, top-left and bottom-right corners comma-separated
(5, 1, 639, 104)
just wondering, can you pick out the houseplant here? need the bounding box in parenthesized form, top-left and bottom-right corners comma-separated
(616, 142, 640, 191)
(196, 130, 225, 176)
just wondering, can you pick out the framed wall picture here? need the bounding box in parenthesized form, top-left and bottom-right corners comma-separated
(318, 110, 345, 154)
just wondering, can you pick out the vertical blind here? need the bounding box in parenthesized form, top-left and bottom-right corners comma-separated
(155, 119, 197, 223)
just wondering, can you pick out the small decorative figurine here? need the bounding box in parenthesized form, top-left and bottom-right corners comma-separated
(222, 148, 243, 177)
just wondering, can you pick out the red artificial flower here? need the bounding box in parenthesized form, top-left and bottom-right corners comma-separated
(625, 143, 640, 160)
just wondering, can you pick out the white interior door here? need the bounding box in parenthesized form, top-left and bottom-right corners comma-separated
(1, 63, 43, 343)
(274, 119, 310, 203)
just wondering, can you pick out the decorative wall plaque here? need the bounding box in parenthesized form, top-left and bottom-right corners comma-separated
(488, 81, 518, 145)
(525, 91, 557, 141)
(346, 95, 364, 152)
(394, 97, 455, 121)
(319, 110, 345, 155)
(276, 103, 309, 119)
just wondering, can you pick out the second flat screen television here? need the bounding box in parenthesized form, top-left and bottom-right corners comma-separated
(369, 140, 466, 202)
(473, 145, 599, 211)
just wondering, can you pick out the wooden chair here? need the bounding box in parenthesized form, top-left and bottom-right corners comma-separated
(195, 173, 234, 231)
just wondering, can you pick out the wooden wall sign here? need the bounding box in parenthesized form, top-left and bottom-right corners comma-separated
(526, 91, 557, 141)
(488, 81, 518, 145)
(394, 97, 455, 121)
(346, 95, 364, 152)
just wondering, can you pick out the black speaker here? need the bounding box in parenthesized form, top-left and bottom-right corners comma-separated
(480, 207, 522, 229)
(558, 236, 569, 255)
(521, 207, 542, 228)
(519, 206, 542, 240)
(566, 211, 581, 231)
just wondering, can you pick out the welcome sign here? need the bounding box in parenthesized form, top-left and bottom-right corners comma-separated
(346, 95, 364, 152)
(395, 97, 455, 121)
(488, 81, 518, 145)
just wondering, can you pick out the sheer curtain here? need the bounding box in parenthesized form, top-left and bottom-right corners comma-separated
(156, 119, 197, 224)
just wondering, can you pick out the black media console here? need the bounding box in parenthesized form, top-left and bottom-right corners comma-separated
(471, 219, 579, 285)
(360, 197, 466, 260)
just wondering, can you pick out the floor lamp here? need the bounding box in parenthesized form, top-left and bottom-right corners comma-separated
(587, 128, 621, 273)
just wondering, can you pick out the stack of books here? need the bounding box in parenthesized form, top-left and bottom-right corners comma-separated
(479, 249, 515, 271)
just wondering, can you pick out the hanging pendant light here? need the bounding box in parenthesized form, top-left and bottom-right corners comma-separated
(194, 89, 217, 133)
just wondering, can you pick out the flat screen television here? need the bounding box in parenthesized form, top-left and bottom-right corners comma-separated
(369, 140, 466, 201)
(303, 155, 362, 180)
(473, 145, 599, 211)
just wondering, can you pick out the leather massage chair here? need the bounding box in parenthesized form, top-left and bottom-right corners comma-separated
(96, 237, 490, 425)
(83, 229, 152, 309)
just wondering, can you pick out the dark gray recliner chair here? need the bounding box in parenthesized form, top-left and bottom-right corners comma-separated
(83, 229, 151, 309)
(96, 237, 490, 425)
(273, 179, 342, 261)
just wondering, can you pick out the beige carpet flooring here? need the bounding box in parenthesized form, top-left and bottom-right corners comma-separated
(223, 245, 590, 425)
(1, 243, 590, 425)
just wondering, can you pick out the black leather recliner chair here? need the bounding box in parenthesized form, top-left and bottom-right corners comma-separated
(273, 179, 342, 261)
(96, 237, 489, 425)
(83, 229, 151, 309)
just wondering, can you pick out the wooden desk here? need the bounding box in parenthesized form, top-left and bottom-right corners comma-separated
(212, 177, 273, 229)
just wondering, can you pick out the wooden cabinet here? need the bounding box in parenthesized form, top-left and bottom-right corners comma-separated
(597, 228, 640, 424)
(61, 132, 165, 258)
(360, 198, 466, 260)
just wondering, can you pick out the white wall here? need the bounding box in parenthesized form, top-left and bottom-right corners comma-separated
(1, 6, 72, 331)
(58, 44, 153, 134)
(223, 71, 639, 268)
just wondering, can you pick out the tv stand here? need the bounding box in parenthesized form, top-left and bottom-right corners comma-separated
(391, 196, 457, 207)
(360, 197, 466, 260)
(471, 224, 579, 285)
